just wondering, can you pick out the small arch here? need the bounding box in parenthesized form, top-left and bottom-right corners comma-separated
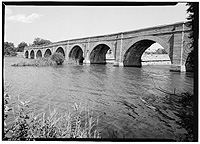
(69, 45, 84, 63)
(36, 50, 42, 58)
(30, 50, 35, 59)
(25, 51, 29, 58)
(56, 47, 65, 57)
(44, 49, 52, 57)
(90, 44, 111, 64)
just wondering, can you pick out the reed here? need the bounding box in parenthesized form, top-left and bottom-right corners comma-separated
(3, 93, 100, 140)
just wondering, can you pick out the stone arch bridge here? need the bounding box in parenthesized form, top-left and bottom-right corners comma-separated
(24, 22, 192, 71)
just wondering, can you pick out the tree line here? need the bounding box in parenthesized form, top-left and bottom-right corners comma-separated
(4, 38, 52, 56)
(144, 48, 168, 54)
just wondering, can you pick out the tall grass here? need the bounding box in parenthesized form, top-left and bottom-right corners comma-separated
(3, 93, 100, 140)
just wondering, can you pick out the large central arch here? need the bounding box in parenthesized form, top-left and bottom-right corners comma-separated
(69, 45, 84, 63)
(56, 47, 65, 57)
(122, 36, 170, 67)
(90, 44, 111, 64)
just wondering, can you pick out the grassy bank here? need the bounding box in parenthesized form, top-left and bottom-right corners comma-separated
(3, 93, 100, 140)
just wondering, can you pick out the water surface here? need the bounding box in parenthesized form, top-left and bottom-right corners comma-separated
(4, 57, 194, 139)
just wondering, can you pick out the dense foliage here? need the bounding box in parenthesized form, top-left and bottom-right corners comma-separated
(32, 37, 52, 46)
(17, 42, 28, 52)
(144, 48, 167, 54)
(185, 2, 198, 71)
(4, 42, 17, 56)
(51, 52, 65, 65)
(155, 48, 167, 54)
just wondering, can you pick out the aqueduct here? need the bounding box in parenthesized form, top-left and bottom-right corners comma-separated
(24, 21, 192, 71)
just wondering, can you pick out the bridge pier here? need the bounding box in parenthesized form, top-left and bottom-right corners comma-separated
(83, 49, 90, 64)
(83, 59, 90, 64)
(113, 61, 119, 67)
(34, 50, 37, 59)
(170, 64, 186, 72)
(113, 61, 124, 67)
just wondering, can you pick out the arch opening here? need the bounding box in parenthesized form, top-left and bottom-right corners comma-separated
(25, 51, 29, 58)
(141, 43, 171, 66)
(69, 46, 84, 64)
(90, 44, 111, 64)
(44, 49, 52, 57)
(30, 50, 35, 59)
(36, 50, 42, 58)
(123, 39, 171, 67)
(56, 47, 65, 57)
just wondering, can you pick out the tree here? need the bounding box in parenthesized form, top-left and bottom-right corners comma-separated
(4, 42, 17, 56)
(32, 37, 52, 46)
(17, 42, 28, 52)
(51, 52, 65, 65)
(185, 3, 198, 71)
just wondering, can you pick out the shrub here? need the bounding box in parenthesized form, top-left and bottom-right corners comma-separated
(51, 52, 65, 65)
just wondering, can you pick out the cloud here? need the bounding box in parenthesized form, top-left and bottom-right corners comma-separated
(5, 7, 12, 15)
(7, 13, 43, 23)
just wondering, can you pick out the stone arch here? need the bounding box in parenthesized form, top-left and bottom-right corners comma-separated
(89, 43, 111, 64)
(25, 51, 29, 58)
(69, 45, 84, 63)
(55, 46, 65, 57)
(91, 41, 115, 55)
(122, 36, 170, 67)
(30, 50, 35, 59)
(44, 49, 52, 57)
(36, 50, 42, 58)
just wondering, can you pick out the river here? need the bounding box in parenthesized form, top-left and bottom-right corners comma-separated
(3, 57, 194, 140)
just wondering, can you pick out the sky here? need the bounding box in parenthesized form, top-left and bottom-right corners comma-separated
(5, 3, 189, 49)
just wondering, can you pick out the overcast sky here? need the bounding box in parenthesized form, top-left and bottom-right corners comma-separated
(5, 3, 189, 48)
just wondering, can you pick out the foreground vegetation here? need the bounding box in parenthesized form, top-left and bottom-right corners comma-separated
(3, 93, 100, 140)
(155, 88, 195, 141)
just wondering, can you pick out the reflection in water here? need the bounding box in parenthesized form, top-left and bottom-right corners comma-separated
(4, 57, 193, 139)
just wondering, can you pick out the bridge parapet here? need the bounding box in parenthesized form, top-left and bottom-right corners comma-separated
(25, 22, 190, 50)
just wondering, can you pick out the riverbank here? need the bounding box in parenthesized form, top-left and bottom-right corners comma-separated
(142, 54, 171, 65)
(105, 54, 171, 65)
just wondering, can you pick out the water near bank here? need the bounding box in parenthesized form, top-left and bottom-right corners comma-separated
(4, 57, 193, 140)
